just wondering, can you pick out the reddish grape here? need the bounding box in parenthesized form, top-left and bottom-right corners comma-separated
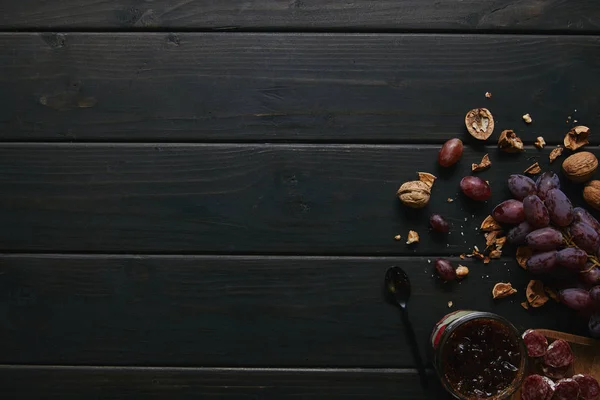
(556, 247, 588, 270)
(573, 207, 600, 232)
(508, 174, 537, 201)
(507, 221, 533, 245)
(438, 138, 464, 167)
(527, 251, 557, 274)
(544, 188, 574, 227)
(435, 259, 456, 281)
(523, 194, 550, 228)
(580, 266, 600, 286)
(560, 288, 593, 311)
(460, 176, 491, 201)
(526, 227, 564, 251)
(570, 221, 600, 254)
(536, 171, 561, 201)
(590, 286, 600, 306)
(492, 199, 525, 224)
(429, 214, 449, 233)
(590, 313, 600, 338)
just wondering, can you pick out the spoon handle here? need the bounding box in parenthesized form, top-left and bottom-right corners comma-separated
(400, 309, 428, 388)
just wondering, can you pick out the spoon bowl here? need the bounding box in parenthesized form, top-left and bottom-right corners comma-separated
(384, 266, 411, 309)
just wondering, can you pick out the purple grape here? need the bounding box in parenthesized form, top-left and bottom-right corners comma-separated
(435, 259, 456, 281)
(560, 288, 593, 311)
(590, 313, 600, 338)
(573, 207, 600, 232)
(527, 251, 557, 274)
(544, 189, 574, 227)
(590, 286, 600, 306)
(523, 194, 550, 228)
(536, 171, 560, 201)
(508, 174, 537, 200)
(492, 199, 525, 224)
(580, 266, 600, 286)
(430, 214, 449, 233)
(570, 221, 600, 254)
(507, 221, 533, 245)
(556, 247, 588, 270)
(526, 227, 564, 251)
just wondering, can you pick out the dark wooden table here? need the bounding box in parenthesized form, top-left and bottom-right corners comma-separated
(1, 1, 600, 398)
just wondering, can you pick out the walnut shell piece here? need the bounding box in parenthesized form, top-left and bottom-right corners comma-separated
(492, 282, 517, 299)
(583, 180, 600, 210)
(498, 130, 524, 153)
(406, 230, 419, 244)
(516, 246, 532, 269)
(480, 215, 502, 232)
(534, 136, 546, 149)
(562, 151, 598, 183)
(564, 125, 590, 150)
(524, 162, 541, 175)
(526, 280, 549, 308)
(472, 154, 491, 172)
(397, 180, 431, 208)
(417, 172, 437, 188)
(465, 108, 494, 140)
(549, 146, 563, 163)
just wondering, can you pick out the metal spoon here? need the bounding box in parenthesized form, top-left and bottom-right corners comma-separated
(384, 266, 428, 388)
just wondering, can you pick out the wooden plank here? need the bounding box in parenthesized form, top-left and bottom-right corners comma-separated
(0, 366, 447, 399)
(0, 33, 598, 142)
(0, 254, 586, 366)
(0, 143, 595, 254)
(1, 1, 599, 32)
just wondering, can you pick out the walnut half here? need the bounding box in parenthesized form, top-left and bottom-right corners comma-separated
(498, 130, 524, 153)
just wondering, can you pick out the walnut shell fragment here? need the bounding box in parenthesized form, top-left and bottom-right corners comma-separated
(549, 146, 563, 163)
(521, 301, 529, 310)
(489, 249, 502, 259)
(526, 280, 549, 308)
(465, 108, 495, 140)
(564, 125, 590, 150)
(417, 172, 437, 188)
(524, 162, 542, 175)
(472, 154, 491, 172)
(498, 130, 524, 153)
(495, 237, 506, 250)
(480, 215, 502, 232)
(492, 282, 517, 299)
(516, 246, 532, 269)
(406, 230, 419, 244)
(534, 136, 546, 149)
(397, 181, 431, 209)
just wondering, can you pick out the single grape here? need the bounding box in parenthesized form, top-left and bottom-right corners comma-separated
(526, 251, 557, 274)
(507, 221, 533, 245)
(536, 171, 560, 201)
(590, 313, 600, 339)
(508, 174, 537, 200)
(590, 286, 600, 306)
(580, 266, 600, 286)
(492, 199, 525, 224)
(526, 227, 564, 251)
(438, 138, 463, 167)
(430, 214, 449, 233)
(570, 221, 600, 254)
(556, 247, 588, 270)
(523, 194, 550, 228)
(573, 207, 600, 232)
(544, 188, 574, 227)
(460, 176, 491, 201)
(435, 259, 456, 281)
(560, 288, 593, 311)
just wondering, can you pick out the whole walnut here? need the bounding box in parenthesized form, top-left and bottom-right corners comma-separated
(397, 181, 431, 208)
(562, 151, 598, 183)
(583, 180, 600, 210)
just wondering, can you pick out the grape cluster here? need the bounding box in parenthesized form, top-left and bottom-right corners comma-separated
(503, 172, 600, 338)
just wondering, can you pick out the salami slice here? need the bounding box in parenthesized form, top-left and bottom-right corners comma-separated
(573, 374, 600, 400)
(522, 329, 548, 357)
(542, 339, 574, 368)
(541, 376, 555, 400)
(521, 374, 553, 400)
(541, 364, 569, 380)
(553, 378, 580, 400)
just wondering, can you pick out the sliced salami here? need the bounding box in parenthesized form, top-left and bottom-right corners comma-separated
(521, 374, 553, 400)
(522, 329, 548, 357)
(542, 339, 574, 368)
(552, 378, 580, 400)
(541, 376, 555, 400)
(573, 374, 600, 400)
(541, 364, 569, 380)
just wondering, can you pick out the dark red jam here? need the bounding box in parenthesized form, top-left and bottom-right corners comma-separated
(442, 318, 522, 398)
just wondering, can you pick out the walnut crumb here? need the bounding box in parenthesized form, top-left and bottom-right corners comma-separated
(456, 265, 469, 278)
(522, 113, 532, 124)
(485, 92, 492, 99)
(447, 301, 453, 308)
(447, 198, 454, 203)
(549, 146, 563, 163)
(406, 230, 419, 244)
(521, 301, 529, 310)
(524, 162, 541, 175)
(534, 136, 546, 149)
(394, 234, 402, 241)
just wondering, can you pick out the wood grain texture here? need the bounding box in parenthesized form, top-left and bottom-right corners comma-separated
(1, 1, 599, 31)
(0, 33, 599, 142)
(0, 254, 587, 366)
(0, 366, 449, 399)
(0, 143, 597, 254)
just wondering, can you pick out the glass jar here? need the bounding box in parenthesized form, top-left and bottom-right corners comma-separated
(430, 310, 527, 400)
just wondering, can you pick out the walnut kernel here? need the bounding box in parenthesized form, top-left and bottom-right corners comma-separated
(456, 265, 469, 278)
(406, 230, 419, 244)
(549, 146, 563, 163)
(522, 114, 532, 124)
(534, 136, 546, 149)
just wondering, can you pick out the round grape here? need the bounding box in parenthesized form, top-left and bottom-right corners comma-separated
(523, 194, 550, 228)
(573, 207, 600, 232)
(435, 259, 456, 281)
(492, 199, 525, 224)
(527, 251, 557, 274)
(560, 288, 593, 311)
(508, 174, 537, 200)
(438, 138, 463, 167)
(526, 227, 564, 251)
(580, 266, 600, 286)
(507, 221, 533, 245)
(556, 247, 588, 270)
(570, 221, 600, 254)
(460, 176, 491, 201)
(430, 214, 449, 233)
(544, 188, 574, 227)
(536, 171, 560, 201)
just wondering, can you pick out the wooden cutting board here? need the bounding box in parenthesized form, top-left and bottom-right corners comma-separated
(512, 330, 600, 399)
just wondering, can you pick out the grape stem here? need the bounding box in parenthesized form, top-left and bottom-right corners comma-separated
(561, 228, 600, 270)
